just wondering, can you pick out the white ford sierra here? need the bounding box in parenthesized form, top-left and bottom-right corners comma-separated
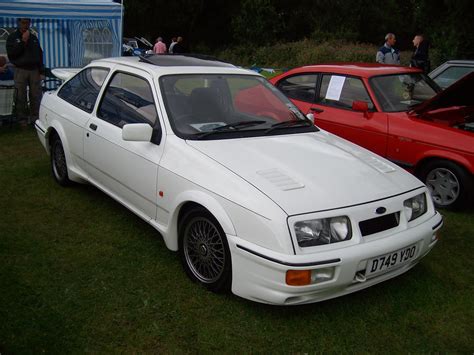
(35, 55, 443, 305)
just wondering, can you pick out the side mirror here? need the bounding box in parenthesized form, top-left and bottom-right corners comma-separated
(352, 100, 372, 118)
(122, 123, 153, 142)
(306, 113, 315, 123)
(352, 100, 369, 112)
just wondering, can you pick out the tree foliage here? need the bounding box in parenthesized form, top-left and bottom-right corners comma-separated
(123, 0, 474, 61)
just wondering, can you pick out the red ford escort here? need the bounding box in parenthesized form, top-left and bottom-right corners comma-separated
(271, 64, 474, 209)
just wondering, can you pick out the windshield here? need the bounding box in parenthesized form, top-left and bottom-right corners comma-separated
(160, 74, 317, 140)
(370, 73, 440, 112)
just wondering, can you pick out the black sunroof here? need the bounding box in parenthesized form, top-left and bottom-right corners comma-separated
(139, 54, 235, 68)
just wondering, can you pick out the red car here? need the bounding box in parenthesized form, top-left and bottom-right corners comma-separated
(270, 64, 474, 209)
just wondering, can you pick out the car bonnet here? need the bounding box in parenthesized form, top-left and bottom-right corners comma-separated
(186, 132, 423, 215)
(410, 71, 474, 116)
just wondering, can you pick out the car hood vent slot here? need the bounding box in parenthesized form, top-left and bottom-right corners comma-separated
(257, 169, 305, 191)
(362, 156, 396, 173)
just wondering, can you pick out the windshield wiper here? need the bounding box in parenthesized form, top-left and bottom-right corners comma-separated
(264, 118, 314, 134)
(194, 120, 267, 139)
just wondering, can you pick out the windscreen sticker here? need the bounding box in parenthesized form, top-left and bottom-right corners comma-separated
(325, 75, 346, 101)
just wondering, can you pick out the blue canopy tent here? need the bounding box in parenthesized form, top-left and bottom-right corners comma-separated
(0, 0, 123, 71)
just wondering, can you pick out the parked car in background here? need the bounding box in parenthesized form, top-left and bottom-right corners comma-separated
(429, 60, 474, 89)
(271, 64, 474, 210)
(122, 37, 153, 56)
(35, 55, 442, 305)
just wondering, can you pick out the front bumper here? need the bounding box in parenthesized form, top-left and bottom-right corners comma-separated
(228, 211, 442, 305)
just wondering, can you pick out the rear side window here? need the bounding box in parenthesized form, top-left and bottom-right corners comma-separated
(318, 75, 374, 110)
(58, 67, 109, 113)
(97, 72, 158, 128)
(277, 74, 318, 102)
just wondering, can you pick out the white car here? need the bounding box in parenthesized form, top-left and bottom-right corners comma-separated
(35, 55, 443, 305)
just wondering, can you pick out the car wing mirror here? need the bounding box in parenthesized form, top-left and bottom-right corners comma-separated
(352, 101, 371, 118)
(122, 123, 153, 142)
(306, 113, 315, 123)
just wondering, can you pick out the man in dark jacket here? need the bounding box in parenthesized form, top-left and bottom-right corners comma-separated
(6, 18, 44, 125)
(410, 34, 430, 74)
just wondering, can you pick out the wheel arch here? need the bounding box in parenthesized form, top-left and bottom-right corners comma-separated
(414, 151, 474, 176)
(162, 191, 236, 252)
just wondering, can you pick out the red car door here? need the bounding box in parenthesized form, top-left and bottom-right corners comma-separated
(310, 74, 389, 157)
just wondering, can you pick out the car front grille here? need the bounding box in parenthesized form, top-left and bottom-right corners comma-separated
(359, 212, 400, 237)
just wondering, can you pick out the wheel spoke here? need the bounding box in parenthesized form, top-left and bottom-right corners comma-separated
(184, 216, 226, 283)
(427, 167, 460, 206)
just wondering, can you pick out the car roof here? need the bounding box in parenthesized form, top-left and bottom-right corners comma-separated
(291, 63, 422, 78)
(90, 55, 254, 77)
(441, 60, 474, 65)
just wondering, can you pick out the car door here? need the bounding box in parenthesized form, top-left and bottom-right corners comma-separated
(83, 68, 164, 220)
(311, 74, 389, 157)
(55, 67, 110, 172)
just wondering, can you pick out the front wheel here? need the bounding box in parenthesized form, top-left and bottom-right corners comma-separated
(50, 136, 71, 186)
(179, 208, 232, 293)
(418, 159, 472, 210)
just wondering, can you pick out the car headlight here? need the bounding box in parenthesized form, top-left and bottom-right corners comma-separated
(294, 216, 352, 247)
(404, 193, 427, 222)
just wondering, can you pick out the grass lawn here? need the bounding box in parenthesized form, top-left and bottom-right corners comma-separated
(1, 127, 473, 353)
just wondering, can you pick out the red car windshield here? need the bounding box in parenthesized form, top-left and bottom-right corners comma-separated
(370, 73, 440, 112)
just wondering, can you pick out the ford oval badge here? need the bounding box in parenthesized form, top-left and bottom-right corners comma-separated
(376, 207, 387, 215)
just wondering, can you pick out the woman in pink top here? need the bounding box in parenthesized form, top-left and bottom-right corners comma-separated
(153, 37, 167, 54)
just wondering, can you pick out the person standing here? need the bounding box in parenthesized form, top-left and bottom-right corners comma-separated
(172, 36, 186, 54)
(153, 37, 167, 54)
(410, 34, 430, 73)
(169, 37, 177, 54)
(6, 18, 44, 125)
(376, 33, 400, 65)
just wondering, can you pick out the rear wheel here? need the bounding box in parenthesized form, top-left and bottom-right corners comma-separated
(50, 135, 71, 186)
(418, 159, 472, 210)
(179, 208, 232, 293)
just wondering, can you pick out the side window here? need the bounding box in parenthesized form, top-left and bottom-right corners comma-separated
(318, 75, 374, 110)
(277, 74, 318, 102)
(58, 67, 109, 113)
(97, 72, 158, 128)
(433, 66, 474, 89)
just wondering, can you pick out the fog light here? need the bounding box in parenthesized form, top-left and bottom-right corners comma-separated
(286, 270, 311, 286)
(431, 233, 438, 242)
(311, 267, 335, 283)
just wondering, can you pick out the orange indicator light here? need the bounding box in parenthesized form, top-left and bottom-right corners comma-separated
(286, 270, 311, 286)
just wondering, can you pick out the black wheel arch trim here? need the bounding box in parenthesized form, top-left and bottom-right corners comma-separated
(236, 244, 341, 267)
(432, 212, 444, 231)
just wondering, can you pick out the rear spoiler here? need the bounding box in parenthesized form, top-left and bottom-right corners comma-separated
(51, 68, 81, 81)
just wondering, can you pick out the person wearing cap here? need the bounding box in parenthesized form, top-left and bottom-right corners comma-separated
(6, 18, 44, 125)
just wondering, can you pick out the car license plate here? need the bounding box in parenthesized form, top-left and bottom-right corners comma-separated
(366, 244, 417, 276)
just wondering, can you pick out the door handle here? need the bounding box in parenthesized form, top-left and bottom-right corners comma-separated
(89, 123, 97, 131)
(310, 107, 324, 113)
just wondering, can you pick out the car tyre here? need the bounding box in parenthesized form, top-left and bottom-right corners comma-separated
(179, 207, 232, 293)
(50, 135, 72, 186)
(418, 159, 472, 210)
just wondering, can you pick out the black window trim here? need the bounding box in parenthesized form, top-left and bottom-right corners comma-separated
(57, 66, 111, 114)
(315, 72, 378, 113)
(275, 72, 319, 104)
(96, 69, 161, 131)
